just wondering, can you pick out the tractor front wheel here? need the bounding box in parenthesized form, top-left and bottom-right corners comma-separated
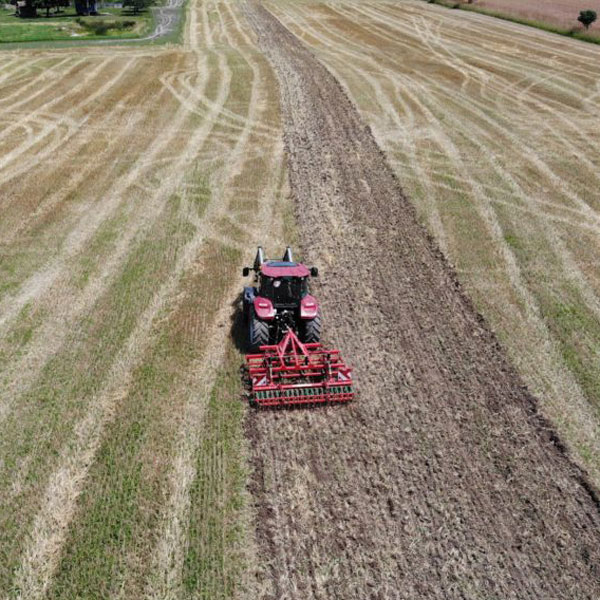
(301, 311, 322, 344)
(248, 312, 270, 352)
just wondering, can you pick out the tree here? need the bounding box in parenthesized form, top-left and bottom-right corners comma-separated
(13, 0, 69, 18)
(12, 0, 37, 18)
(122, 0, 153, 15)
(578, 9, 597, 30)
(74, 0, 98, 16)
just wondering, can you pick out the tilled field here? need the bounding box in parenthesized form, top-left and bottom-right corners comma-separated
(458, 0, 600, 34)
(243, 2, 600, 598)
(265, 0, 600, 485)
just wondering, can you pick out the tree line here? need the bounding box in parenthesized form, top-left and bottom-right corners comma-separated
(12, 0, 155, 18)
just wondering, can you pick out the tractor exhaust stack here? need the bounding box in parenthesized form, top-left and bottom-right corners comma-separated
(253, 246, 265, 271)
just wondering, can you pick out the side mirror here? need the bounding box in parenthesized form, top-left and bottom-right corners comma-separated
(310, 267, 319, 277)
(242, 267, 250, 277)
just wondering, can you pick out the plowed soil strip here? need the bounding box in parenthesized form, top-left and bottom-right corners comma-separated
(243, 3, 600, 598)
(263, 0, 600, 485)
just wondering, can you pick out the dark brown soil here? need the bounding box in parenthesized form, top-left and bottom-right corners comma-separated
(243, 2, 600, 598)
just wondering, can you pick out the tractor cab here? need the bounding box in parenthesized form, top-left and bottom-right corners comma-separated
(242, 247, 321, 349)
(258, 261, 311, 307)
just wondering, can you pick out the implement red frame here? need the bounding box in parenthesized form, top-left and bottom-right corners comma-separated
(246, 329, 354, 407)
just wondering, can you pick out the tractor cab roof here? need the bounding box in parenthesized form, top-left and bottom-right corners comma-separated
(260, 261, 310, 278)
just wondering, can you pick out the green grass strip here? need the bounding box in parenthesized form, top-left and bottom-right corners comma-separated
(46, 243, 243, 599)
(182, 341, 247, 599)
(47, 329, 182, 599)
(0, 7, 152, 44)
(0, 195, 193, 594)
(496, 212, 600, 416)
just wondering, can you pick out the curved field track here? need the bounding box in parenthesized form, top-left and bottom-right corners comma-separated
(243, 2, 600, 599)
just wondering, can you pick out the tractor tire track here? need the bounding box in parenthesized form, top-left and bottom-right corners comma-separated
(243, 3, 600, 598)
(1, 24, 231, 550)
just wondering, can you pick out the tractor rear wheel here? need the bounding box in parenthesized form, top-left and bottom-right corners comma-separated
(301, 311, 322, 344)
(248, 312, 270, 352)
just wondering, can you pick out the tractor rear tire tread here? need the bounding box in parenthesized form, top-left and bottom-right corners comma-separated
(249, 312, 270, 352)
(301, 311, 322, 344)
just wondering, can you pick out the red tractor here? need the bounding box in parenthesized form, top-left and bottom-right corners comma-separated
(242, 246, 321, 352)
(242, 247, 354, 407)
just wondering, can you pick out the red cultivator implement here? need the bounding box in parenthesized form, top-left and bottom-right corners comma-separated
(246, 328, 354, 407)
(241, 246, 355, 408)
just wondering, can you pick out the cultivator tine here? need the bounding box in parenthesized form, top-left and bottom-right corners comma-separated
(246, 328, 354, 408)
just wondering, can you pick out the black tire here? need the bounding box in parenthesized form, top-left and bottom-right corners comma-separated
(301, 310, 322, 344)
(248, 311, 270, 352)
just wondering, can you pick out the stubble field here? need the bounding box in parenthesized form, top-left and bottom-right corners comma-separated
(1, 0, 600, 598)
(0, 1, 288, 596)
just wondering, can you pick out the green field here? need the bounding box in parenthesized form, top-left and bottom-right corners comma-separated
(0, 5, 151, 42)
